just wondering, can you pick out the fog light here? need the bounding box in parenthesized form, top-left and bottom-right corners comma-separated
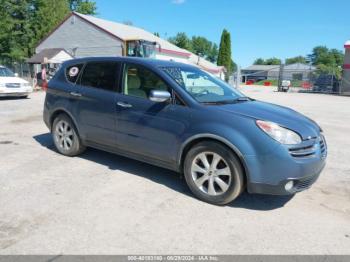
(285, 181, 294, 191)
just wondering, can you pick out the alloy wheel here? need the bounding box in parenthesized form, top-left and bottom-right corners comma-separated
(191, 151, 232, 196)
(54, 120, 75, 151)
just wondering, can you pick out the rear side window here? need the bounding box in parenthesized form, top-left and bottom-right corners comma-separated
(66, 64, 83, 84)
(80, 62, 120, 91)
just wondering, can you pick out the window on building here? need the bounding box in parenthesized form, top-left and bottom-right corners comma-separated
(292, 73, 303, 81)
(80, 62, 120, 91)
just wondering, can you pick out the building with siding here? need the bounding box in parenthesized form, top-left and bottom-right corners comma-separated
(32, 12, 224, 78)
(241, 63, 316, 83)
(341, 40, 350, 94)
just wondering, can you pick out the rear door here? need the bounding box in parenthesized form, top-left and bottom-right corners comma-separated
(76, 61, 121, 146)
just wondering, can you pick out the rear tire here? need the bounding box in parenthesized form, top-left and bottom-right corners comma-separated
(52, 114, 86, 156)
(183, 141, 244, 205)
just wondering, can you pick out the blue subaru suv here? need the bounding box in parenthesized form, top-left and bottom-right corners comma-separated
(43, 57, 327, 205)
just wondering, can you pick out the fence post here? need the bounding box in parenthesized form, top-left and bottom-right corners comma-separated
(278, 64, 284, 92)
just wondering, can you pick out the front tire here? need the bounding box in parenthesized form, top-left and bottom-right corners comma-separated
(183, 141, 244, 205)
(52, 114, 86, 156)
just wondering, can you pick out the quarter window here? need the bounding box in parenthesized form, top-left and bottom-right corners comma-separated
(66, 64, 83, 83)
(80, 62, 120, 91)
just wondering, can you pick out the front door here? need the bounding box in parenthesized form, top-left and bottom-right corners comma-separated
(76, 61, 121, 146)
(115, 63, 191, 166)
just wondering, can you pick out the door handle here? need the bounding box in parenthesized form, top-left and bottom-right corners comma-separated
(117, 101, 133, 108)
(70, 92, 82, 97)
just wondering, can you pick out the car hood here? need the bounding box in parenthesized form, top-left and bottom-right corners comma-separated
(216, 100, 321, 140)
(0, 77, 28, 84)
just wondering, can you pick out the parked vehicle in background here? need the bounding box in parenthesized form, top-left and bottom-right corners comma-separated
(0, 66, 33, 98)
(43, 57, 327, 205)
(281, 80, 291, 92)
(313, 74, 340, 93)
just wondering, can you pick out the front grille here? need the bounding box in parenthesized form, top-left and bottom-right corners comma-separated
(289, 144, 316, 158)
(289, 135, 327, 159)
(320, 135, 327, 156)
(5, 83, 21, 88)
(294, 174, 319, 191)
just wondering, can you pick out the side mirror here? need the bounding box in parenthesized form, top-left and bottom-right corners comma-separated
(14, 73, 19, 77)
(149, 90, 171, 103)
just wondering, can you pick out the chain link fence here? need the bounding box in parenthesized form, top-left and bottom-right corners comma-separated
(238, 64, 343, 94)
(1, 62, 32, 80)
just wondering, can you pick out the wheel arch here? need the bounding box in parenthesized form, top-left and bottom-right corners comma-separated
(49, 109, 81, 137)
(178, 134, 249, 184)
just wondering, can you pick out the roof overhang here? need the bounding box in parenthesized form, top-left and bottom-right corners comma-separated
(27, 49, 72, 64)
(157, 47, 191, 58)
(36, 12, 191, 59)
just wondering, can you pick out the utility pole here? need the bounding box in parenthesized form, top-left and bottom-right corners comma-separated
(235, 65, 241, 89)
(278, 64, 285, 92)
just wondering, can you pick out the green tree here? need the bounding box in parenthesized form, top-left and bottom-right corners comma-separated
(253, 57, 281, 65)
(30, 0, 70, 49)
(217, 29, 232, 81)
(191, 36, 218, 63)
(69, 0, 97, 15)
(285, 56, 307, 65)
(265, 57, 281, 65)
(169, 33, 219, 63)
(308, 46, 344, 78)
(207, 43, 218, 63)
(231, 59, 237, 72)
(0, 0, 35, 63)
(168, 32, 192, 51)
(0, 0, 98, 64)
(191, 36, 211, 56)
(253, 58, 265, 65)
(154, 32, 160, 37)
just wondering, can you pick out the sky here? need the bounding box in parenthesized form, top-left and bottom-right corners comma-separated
(94, 0, 349, 67)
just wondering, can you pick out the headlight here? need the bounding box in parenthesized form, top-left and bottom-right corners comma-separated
(256, 120, 302, 145)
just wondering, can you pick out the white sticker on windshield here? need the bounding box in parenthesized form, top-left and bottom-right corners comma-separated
(69, 67, 79, 77)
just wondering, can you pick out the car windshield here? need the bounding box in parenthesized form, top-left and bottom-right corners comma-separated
(162, 66, 246, 104)
(0, 67, 15, 77)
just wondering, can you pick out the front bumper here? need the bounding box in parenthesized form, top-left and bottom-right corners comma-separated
(248, 162, 325, 195)
(0, 92, 31, 97)
(246, 135, 327, 195)
(0, 87, 33, 97)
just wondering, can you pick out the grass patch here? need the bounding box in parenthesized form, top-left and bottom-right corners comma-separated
(255, 79, 278, 86)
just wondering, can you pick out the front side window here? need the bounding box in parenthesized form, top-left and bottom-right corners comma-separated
(0, 67, 15, 77)
(80, 62, 120, 91)
(123, 64, 169, 99)
(162, 66, 245, 104)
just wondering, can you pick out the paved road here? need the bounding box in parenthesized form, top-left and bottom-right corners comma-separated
(0, 89, 349, 254)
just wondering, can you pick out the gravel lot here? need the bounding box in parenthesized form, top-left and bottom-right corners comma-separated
(0, 87, 349, 255)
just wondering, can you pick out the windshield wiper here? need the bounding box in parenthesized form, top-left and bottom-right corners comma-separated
(202, 97, 252, 105)
(233, 96, 252, 102)
(201, 96, 254, 105)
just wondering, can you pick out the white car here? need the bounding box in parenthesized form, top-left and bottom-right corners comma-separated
(0, 66, 33, 98)
(281, 80, 291, 92)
